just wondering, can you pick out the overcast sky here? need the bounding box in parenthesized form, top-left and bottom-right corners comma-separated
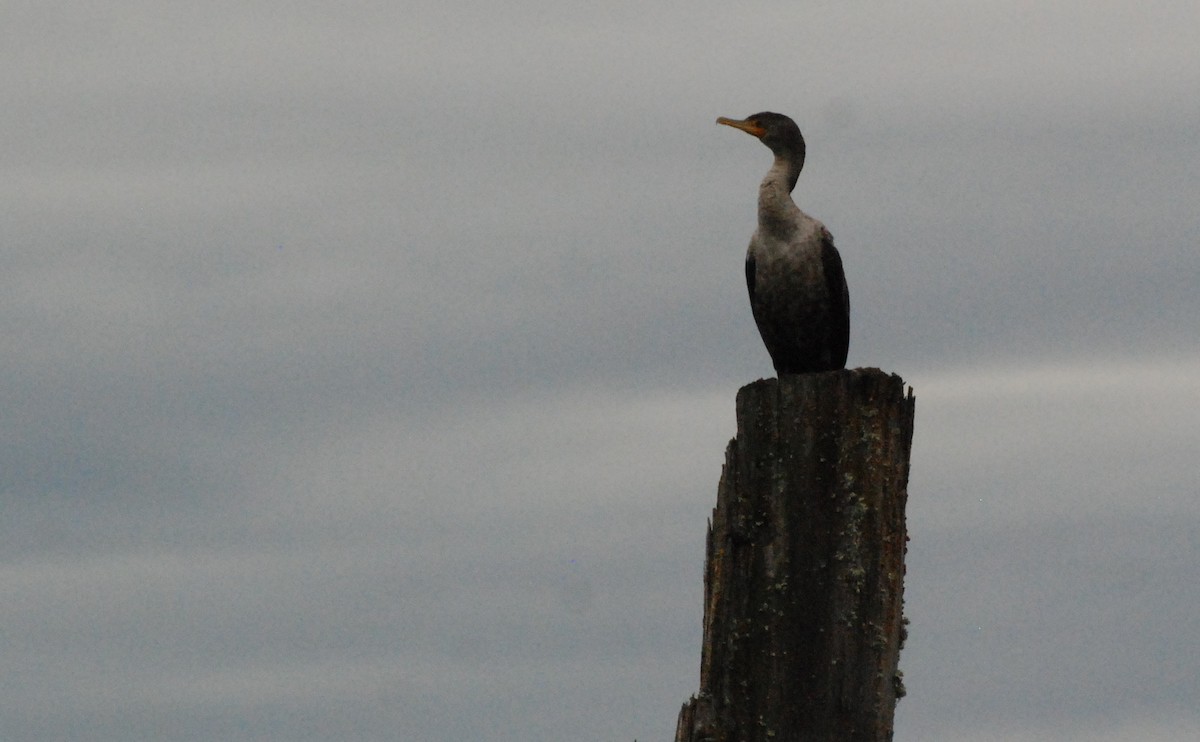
(4, 1, 1199, 740)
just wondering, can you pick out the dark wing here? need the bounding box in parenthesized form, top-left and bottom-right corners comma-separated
(745, 251, 757, 304)
(819, 229, 850, 368)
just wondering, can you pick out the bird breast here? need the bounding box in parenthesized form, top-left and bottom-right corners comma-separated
(749, 216, 830, 304)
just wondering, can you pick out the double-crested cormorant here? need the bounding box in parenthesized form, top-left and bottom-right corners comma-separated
(717, 112, 850, 374)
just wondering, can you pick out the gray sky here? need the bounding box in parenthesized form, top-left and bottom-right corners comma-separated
(4, 1, 1199, 740)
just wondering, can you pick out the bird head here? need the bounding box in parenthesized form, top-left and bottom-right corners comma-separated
(717, 111, 806, 167)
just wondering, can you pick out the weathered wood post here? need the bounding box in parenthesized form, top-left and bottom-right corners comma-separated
(675, 369, 915, 742)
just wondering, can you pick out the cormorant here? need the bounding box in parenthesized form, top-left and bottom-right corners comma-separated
(717, 112, 850, 374)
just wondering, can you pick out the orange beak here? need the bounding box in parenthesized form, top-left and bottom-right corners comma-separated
(716, 116, 766, 138)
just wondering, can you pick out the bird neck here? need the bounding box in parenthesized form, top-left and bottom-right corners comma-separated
(757, 156, 802, 231)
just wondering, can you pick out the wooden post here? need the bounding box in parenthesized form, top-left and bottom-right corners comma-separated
(675, 369, 915, 742)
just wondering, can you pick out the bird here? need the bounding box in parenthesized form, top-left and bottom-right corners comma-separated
(716, 112, 850, 374)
